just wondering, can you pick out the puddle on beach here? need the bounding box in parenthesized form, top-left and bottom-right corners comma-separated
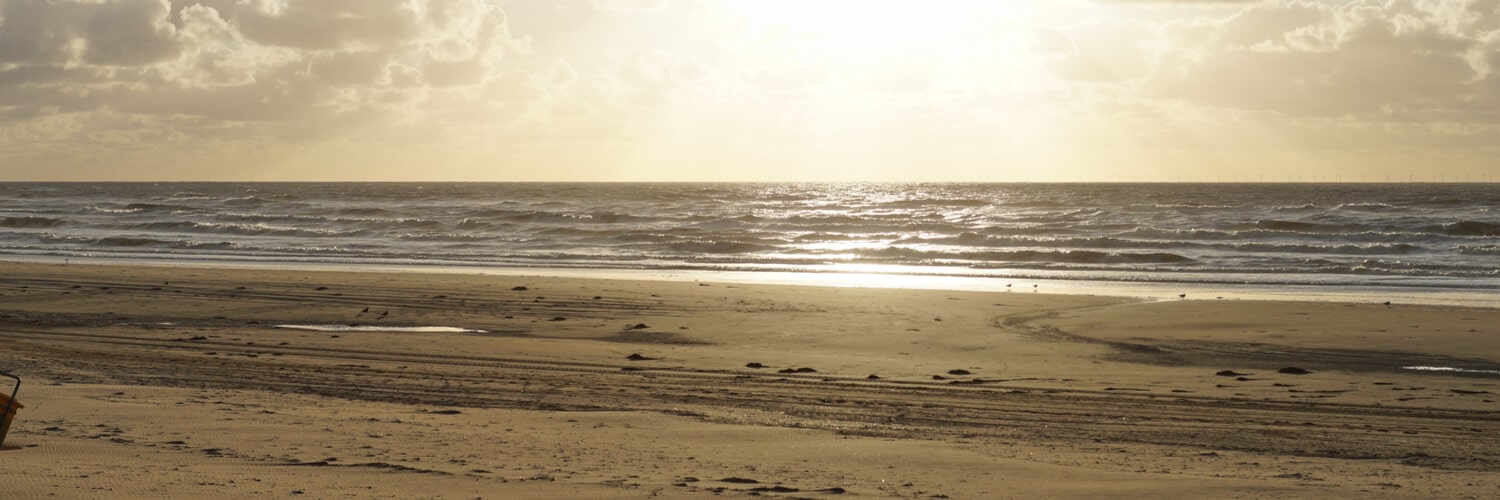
(274, 325, 486, 333)
(1402, 366, 1500, 376)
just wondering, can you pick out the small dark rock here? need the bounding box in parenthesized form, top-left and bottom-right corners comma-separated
(1278, 367, 1312, 375)
(1216, 370, 1246, 377)
(947, 369, 972, 376)
(314, 286, 328, 291)
(720, 477, 759, 484)
(549, 316, 566, 321)
(750, 486, 800, 493)
(932, 375, 947, 381)
(511, 286, 528, 291)
(745, 362, 765, 369)
(627, 323, 650, 330)
(626, 353, 653, 361)
(866, 374, 880, 380)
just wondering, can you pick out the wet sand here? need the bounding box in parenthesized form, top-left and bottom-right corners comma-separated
(1, 261, 1498, 498)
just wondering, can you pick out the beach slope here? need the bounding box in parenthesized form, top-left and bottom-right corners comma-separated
(2, 262, 1498, 498)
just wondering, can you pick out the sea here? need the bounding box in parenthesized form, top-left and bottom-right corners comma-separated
(1, 182, 1496, 306)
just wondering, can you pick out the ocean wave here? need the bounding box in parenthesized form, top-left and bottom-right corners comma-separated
(155, 192, 212, 200)
(3, 182, 1497, 286)
(1232, 220, 1371, 233)
(220, 196, 271, 206)
(336, 207, 394, 216)
(83, 206, 145, 214)
(489, 210, 659, 224)
(862, 247, 1195, 265)
(1333, 203, 1400, 212)
(1120, 228, 1237, 241)
(95, 236, 169, 247)
(1216, 242, 1423, 255)
(396, 232, 493, 243)
(0, 216, 66, 228)
(876, 198, 992, 208)
(125, 220, 367, 238)
(1435, 220, 1500, 236)
(123, 202, 198, 212)
(666, 240, 779, 254)
(1458, 245, 1500, 255)
(172, 240, 238, 249)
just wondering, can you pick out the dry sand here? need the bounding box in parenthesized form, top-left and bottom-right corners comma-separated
(1, 261, 1498, 498)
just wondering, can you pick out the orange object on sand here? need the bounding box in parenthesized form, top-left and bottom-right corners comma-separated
(0, 394, 21, 447)
(1, 372, 20, 447)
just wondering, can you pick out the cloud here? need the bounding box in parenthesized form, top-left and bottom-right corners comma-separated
(1145, 0, 1498, 120)
(0, 0, 181, 66)
(1091, 0, 1262, 4)
(0, 0, 526, 131)
(1039, 22, 1156, 83)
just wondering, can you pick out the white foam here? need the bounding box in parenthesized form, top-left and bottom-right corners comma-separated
(1402, 366, 1500, 376)
(274, 324, 486, 333)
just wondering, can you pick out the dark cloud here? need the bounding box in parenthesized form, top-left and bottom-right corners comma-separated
(0, 0, 521, 127)
(233, 0, 420, 51)
(0, 0, 181, 66)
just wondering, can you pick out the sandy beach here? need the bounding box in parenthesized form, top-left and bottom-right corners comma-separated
(1, 260, 1498, 498)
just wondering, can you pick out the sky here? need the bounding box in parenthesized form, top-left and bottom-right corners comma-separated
(2, 0, 1499, 182)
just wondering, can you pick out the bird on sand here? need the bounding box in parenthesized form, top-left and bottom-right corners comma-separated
(376, 310, 389, 320)
(356, 307, 369, 317)
(1178, 294, 1187, 299)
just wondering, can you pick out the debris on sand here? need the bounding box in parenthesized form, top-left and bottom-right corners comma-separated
(1278, 367, 1312, 375)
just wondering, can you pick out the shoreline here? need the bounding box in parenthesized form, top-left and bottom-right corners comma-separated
(5, 255, 1496, 308)
(2, 260, 1499, 497)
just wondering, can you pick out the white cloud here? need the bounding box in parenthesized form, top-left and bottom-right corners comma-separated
(1148, 0, 1494, 119)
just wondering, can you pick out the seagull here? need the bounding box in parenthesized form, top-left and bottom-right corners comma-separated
(376, 310, 388, 320)
(356, 307, 369, 317)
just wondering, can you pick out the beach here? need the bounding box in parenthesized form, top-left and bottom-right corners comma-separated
(1, 260, 1498, 498)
